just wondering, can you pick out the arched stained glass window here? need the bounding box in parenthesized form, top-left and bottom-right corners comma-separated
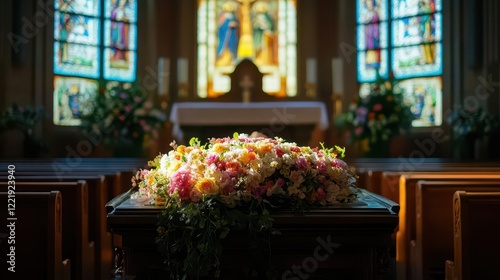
(53, 0, 138, 126)
(356, 0, 443, 127)
(197, 0, 297, 98)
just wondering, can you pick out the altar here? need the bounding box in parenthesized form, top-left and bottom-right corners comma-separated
(106, 189, 399, 280)
(169, 101, 329, 146)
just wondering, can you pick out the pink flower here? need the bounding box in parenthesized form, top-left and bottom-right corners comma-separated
(332, 158, 348, 170)
(205, 153, 219, 165)
(355, 126, 363, 135)
(316, 187, 326, 201)
(373, 103, 383, 111)
(296, 156, 309, 170)
(168, 169, 193, 200)
(252, 185, 267, 197)
(315, 161, 327, 174)
(276, 178, 285, 187)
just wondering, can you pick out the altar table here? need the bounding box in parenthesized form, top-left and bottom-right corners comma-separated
(169, 101, 329, 146)
(106, 189, 399, 280)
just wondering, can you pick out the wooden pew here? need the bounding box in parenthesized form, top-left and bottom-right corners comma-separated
(5, 175, 109, 280)
(380, 170, 500, 204)
(396, 173, 500, 280)
(0, 181, 93, 280)
(447, 191, 500, 280)
(2, 159, 147, 280)
(415, 181, 500, 280)
(0, 191, 71, 280)
(12, 161, 143, 199)
(14, 170, 123, 202)
(345, 157, 500, 194)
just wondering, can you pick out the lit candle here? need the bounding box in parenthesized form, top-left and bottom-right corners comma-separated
(332, 58, 344, 96)
(158, 57, 170, 96)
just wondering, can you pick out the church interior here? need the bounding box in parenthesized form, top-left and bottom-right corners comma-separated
(1, 0, 500, 279)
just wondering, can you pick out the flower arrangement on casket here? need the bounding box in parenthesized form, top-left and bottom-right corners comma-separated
(131, 133, 359, 278)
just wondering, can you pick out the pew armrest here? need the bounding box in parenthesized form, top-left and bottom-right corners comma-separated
(106, 189, 133, 214)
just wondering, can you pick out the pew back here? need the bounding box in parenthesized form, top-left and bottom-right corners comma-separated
(415, 181, 500, 280)
(452, 191, 500, 280)
(5, 175, 109, 280)
(396, 172, 500, 280)
(0, 181, 93, 280)
(0, 191, 70, 280)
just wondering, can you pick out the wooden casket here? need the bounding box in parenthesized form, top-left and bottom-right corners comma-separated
(106, 188, 399, 280)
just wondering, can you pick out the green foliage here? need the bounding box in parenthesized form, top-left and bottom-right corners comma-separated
(156, 196, 279, 278)
(0, 104, 43, 136)
(0, 104, 46, 156)
(447, 106, 499, 140)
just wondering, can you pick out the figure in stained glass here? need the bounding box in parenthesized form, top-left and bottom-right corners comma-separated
(109, 0, 130, 68)
(396, 77, 441, 126)
(216, 1, 240, 66)
(53, 76, 98, 126)
(198, 0, 296, 97)
(57, 0, 99, 16)
(252, 2, 276, 65)
(362, 0, 382, 69)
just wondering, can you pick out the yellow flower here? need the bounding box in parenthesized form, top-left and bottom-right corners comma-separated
(212, 143, 226, 154)
(195, 177, 219, 195)
(256, 143, 273, 155)
(239, 150, 257, 165)
(176, 145, 187, 153)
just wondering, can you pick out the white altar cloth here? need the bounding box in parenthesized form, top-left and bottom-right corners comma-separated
(169, 101, 329, 141)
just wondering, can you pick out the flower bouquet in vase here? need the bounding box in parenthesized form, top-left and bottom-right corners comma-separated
(336, 76, 414, 157)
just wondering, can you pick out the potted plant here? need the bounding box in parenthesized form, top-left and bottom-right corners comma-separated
(0, 104, 46, 157)
(447, 106, 499, 160)
(81, 82, 166, 157)
(336, 77, 414, 158)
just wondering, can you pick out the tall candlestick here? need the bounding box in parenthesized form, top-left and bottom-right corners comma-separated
(177, 58, 188, 98)
(332, 57, 344, 96)
(158, 57, 170, 96)
(306, 58, 317, 84)
(306, 58, 317, 98)
(177, 58, 188, 84)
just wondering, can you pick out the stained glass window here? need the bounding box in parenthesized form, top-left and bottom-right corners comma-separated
(53, 0, 138, 126)
(103, 0, 137, 81)
(197, 0, 297, 98)
(53, 76, 99, 126)
(356, 0, 389, 82)
(356, 0, 443, 127)
(396, 77, 442, 126)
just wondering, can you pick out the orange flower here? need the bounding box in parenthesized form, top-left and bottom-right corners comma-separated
(195, 178, 219, 195)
